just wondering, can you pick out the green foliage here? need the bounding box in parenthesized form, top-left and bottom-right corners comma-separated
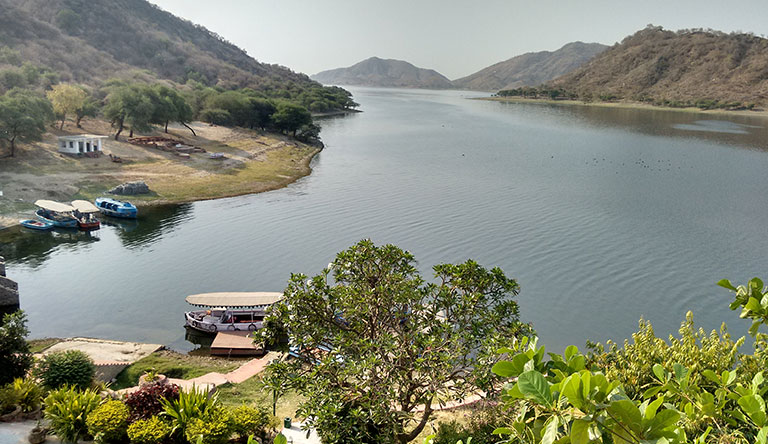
(0, 68, 27, 91)
(720, 277, 768, 336)
(161, 387, 219, 438)
(264, 240, 531, 444)
(86, 400, 130, 444)
(586, 311, 742, 398)
(35, 349, 95, 390)
(200, 108, 233, 126)
(184, 406, 233, 444)
(43, 386, 101, 443)
(0, 89, 54, 157)
(2, 378, 44, 413)
(55, 9, 81, 35)
(126, 415, 170, 444)
(0, 47, 21, 66)
(229, 405, 273, 440)
(102, 82, 156, 139)
(0, 311, 33, 385)
(47, 83, 88, 129)
(271, 101, 312, 137)
(432, 403, 508, 444)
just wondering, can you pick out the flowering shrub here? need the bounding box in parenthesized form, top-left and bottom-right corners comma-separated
(124, 382, 179, 421)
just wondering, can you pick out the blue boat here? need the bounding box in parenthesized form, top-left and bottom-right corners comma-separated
(94, 197, 138, 219)
(34, 200, 78, 228)
(20, 219, 53, 231)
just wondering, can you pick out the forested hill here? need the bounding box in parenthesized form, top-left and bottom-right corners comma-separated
(550, 26, 768, 106)
(453, 42, 607, 92)
(312, 57, 454, 89)
(0, 0, 317, 91)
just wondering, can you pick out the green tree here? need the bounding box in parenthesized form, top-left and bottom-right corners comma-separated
(271, 101, 311, 137)
(151, 85, 195, 135)
(0, 89, 54, 157)
(103, 83, 155, 140)
(264, 240, 531, 444)
(47, 84, 88, 129)
(0, 310, 33, 385)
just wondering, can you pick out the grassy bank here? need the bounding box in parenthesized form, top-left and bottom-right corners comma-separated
(479, 96, 768, 119)
(0, 119, 320, 228)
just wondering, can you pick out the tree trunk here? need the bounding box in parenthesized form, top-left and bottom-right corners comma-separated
(9, 136, 16, 157)
(76, 115, 83, 128)
(397, 402, 433, 444)
(59, 116, 65, 130)
(181, 122, 196, 136)
(114, 120, 124, 141)
(164, 121, 169, 133)
(129, 127, 134, 138)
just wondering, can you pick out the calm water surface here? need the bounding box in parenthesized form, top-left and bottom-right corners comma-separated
(4, 88, 768, 352)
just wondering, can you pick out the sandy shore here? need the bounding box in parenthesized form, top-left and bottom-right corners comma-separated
(478, 96, 768, 119)
(0, 119, 321, 229)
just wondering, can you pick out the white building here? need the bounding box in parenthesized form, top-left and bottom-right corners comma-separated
(58, 135, 107, 155)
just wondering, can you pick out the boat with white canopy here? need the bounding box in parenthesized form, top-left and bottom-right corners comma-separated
(184, 292, 283, 333)
(71, 200, 101, 230)
(34, 200, 78, 228)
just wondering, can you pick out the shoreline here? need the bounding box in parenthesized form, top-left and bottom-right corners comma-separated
(477, 96, 768, 119)
(0, 121, 323, 230)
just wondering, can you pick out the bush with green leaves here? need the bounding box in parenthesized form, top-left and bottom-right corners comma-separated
(0, 378, 43, 414)
(44, 386, 101, 443)
(86, 399, 129, 443)
(127, 415, 170, 444)
(161, 387, 219, 438)
(0, 310, 33, 386)
(35, 349, 95, 390)
(432, 403, 507, 444)
(185, 406, 233, 444)
(230, 404, 273, 441)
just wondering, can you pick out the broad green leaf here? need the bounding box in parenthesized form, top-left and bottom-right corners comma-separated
(274, 434, 287, 444)
(652, 364, 666, 381)
(564, 345, 579, 361)
(746, 297, 762, 312)
(673, 363, 687, 382)
(492, 427, 513, 435)
(739, 394, 767, 427)
(701, 370, 718, 384)
(492, 360, 518, 378)
(717, 279, 737, 291)
(643, 386, 662, 399)
(422, 434, 436, 444)
(541, 416, 559, 444)
(561, 374, 585, 410)
(570, 419, 590, 444)
(757, 426, 768, 444)
(750, 320, 761, 337)
(517, 370, 553, 406)
(647, 409, 681, 437)
(644, 395, 665, 420)
(607, 399, 642, 436)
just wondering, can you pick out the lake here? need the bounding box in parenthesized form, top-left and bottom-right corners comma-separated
(3, 88, 768, 353)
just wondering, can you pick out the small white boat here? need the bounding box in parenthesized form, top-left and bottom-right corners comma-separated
(184, 292, 282, 333)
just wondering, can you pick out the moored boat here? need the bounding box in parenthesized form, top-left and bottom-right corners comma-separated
(34, 200, 78, 228)
(71, 200, 101, 230)
(19, 219, 53, 231)
(94, 197, 138, 219)
(184, 292, 283, 333)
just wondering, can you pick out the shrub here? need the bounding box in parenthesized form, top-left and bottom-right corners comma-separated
(0, 384, 20, 414)
(35, 350, 95, 390)
(8, 378, 43, 413)
(124, 381, 179, 421)
(161, 387, 219, 437)
(86, 400, 129, 443)
(230, 405, 273, 440)
(0, 310, 33, 386)
(185, 406, 233, 444)
(44, 386, 101, 443)
(127, 416, 170, 444)
(432, 403, 508, 444)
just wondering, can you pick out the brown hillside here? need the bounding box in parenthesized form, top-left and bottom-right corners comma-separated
(453, 42, 607, 92)
(550, 26, 768, 105)
(0, 0, 318, 90)
(312, 57, 453, 89)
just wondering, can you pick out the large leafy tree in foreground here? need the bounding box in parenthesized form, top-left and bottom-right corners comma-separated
(0, 310, 33, 385)
(264, 240, 532, 444)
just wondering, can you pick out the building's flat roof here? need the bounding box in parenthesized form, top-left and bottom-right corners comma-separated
(58, 134, 108, 140)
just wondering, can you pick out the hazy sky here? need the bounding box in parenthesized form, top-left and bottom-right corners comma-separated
(149, 0, 768, 80)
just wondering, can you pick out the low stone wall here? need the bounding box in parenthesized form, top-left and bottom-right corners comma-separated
(0, 256, 20, 309)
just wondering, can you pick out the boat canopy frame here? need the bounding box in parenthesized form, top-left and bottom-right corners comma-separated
(34, 200, 75, 213)
(185, 292, 283, 308)
(71, 200, 100, 214)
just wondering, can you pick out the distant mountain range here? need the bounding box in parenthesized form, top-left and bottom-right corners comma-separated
(452, 42, 608, 91)
(550, 26, 768, 105)
(0, 0, 321, 90)
(312, 43, 607, 91)
(311, 57, 453, 89)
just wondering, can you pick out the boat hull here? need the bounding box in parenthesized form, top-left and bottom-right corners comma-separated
(184, 311, 265, 334)
(35, 209, 78, 228)
(95, 198, 138, 219)
(78, 220, 101, 230)
(20, 219, 53, 231)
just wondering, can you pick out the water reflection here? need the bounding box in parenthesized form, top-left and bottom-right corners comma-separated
(495, 101, 768, 150)
(0, 227, 99, 268)
(112, 204, 192, 249)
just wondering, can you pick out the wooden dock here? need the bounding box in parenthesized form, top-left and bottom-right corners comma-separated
(210, 331, 265, 357)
